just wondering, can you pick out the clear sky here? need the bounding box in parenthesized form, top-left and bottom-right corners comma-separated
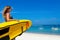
(0, 0, 60, 25)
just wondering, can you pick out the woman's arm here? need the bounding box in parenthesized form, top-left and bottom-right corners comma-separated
(6, 13, 10, 21)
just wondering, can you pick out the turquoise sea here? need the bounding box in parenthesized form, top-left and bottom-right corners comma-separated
(26, 25, 60, 35)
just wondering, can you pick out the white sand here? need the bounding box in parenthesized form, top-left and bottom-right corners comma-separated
(15, 33, 60, 40)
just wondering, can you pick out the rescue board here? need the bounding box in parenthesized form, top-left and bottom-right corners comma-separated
(0, 20, 32, 40)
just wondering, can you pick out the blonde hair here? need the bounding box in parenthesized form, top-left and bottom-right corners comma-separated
(3, 6, 11, 16)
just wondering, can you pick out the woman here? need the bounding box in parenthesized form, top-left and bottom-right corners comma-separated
(1, 6, 18, 40)
(3, 6, 17, 22)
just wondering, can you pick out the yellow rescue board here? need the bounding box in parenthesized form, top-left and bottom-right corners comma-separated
(0, 20, 32, 40)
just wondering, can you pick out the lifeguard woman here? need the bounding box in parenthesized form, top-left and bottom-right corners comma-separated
(1, 6, 18, 40)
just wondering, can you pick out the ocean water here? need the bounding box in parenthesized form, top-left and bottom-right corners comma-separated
(26, 25, 60, 35)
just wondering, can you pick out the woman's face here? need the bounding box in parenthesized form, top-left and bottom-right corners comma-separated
(8, 9, 11, 12)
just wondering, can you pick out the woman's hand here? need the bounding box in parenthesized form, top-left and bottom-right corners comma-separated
(7, 19, 20, 22)
(11, 19, 20, 22)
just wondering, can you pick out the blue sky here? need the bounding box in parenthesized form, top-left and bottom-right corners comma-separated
(0, 0, 60, 25)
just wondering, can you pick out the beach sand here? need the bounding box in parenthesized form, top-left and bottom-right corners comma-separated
(15, 33, 60, 40)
